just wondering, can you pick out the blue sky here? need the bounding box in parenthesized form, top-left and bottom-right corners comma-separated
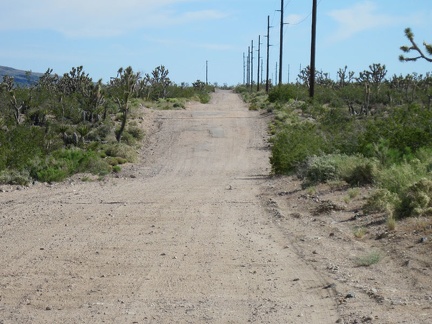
(1, 0, 431, 85)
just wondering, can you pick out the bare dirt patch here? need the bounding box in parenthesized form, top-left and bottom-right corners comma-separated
(261, 177, 432, 323)
(0, 90, 430, 323)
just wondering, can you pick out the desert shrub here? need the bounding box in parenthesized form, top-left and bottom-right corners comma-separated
(0, 169, 32, 185)
(298, 154, 377, 186)
(198, 92, 211, 104)
(359, 104, 432, 159)
(31, 148, 110, 182)
(0, 126, 45, 171)
(166, 84, 195, 99)
(364, 189, 400, 214)
(375, 160, 426, 194)
(361, 139, 408, 166)
(104, 143, 137, 162)
(92, 122, 114, 141)
(344, 160, 378, 186)
(415, 147, 432, 169)
(332, 155, 370, 180)
(353, 226, 367, 239)
(78, 155, 111, 175)
(297, 155, 338, 184)
(354, 250, 382, 267)
(270, 122, 326, 174)
(268, 84, 296, 103)
(117, 130, 135, 145)
(127, 126, 145, 141)
(314, 87, 344, 107)
(105, 156, 127, 166)
(398, 178, 432, 218)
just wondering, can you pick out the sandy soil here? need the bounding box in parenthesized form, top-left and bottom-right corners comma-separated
(0, 90, 431, 323)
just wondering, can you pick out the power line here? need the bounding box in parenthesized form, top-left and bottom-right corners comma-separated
(286, 0, 324, 26)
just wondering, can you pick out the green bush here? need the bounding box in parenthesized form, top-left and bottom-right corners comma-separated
(297, 155, 337, 184)
(268, 84, 296, 103)
(375, 161, 426, 194)
(344, 160, 378, 186)
(270, 122, 326, 174)
(298, 153, 378, 186)
(30, 148, 110, 182)
(0, 169, 32, 185)
(364, 189, 400, 214)
(354, 250, 382, 267)
(398, 178, 432, 218)
(198, 93, 211, 104)
(0, 126, 45, 172)
(104, 143, 137, 162)
(127, 126, 145, 141)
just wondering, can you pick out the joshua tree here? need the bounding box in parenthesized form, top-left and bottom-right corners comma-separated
(399, 27, 432, 63)
(144, 65, 171, 100)
(110, 66, 140, 142)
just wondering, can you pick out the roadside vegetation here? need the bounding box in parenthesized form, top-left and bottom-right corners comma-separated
(0, 65, 214, 184)
(237, 46, 432, 225)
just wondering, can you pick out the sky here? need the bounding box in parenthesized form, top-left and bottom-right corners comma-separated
(1, 0, 431, 86)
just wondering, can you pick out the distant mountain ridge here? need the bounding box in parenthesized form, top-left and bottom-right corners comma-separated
(0, 65, 44, 86)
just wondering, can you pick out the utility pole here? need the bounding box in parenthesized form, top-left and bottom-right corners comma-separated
(278, 0, 284, 86)
(287, 64, 290, 84)
(247, 46, 250, 86)
(243, 53, 245, 85)
(206, 60, 208, 85)
(261, 58, 263, 85)
(309, 0, 317, 98)
(250, 40, 254, 91)
(257, 35, 261, 91)
(275, 62, 278, 86)
(266, 15, 271, 93)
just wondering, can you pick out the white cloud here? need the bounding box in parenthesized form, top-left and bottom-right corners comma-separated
(0, 0, 228, 38)
(327, 1, 400, 42)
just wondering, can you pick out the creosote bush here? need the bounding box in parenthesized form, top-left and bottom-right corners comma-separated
(270, 122, 326, 174)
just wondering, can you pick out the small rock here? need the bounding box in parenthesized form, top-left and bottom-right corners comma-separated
(345, 293, 355, 298)
(45, 306, 52, 311)
(418, 237, 427, 243)
(293, 278, 300, 281)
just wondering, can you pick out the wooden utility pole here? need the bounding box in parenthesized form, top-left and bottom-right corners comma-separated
(309, 0, 317, 98)
(257, 35, 261, 91)
(243, 52, 245, 85)
(250, 40, 254, 91)
(247, 46, 250, 86)
(206, 60, 208, 85)
(266, 15, 271, 93)
(278, 0, 284, 85)
(261, 58, 263, 85)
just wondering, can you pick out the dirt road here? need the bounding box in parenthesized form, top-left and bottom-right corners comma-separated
(0, 90, 340, 323)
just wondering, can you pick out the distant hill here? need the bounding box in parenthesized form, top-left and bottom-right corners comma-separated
(0, 66, 44, 87)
